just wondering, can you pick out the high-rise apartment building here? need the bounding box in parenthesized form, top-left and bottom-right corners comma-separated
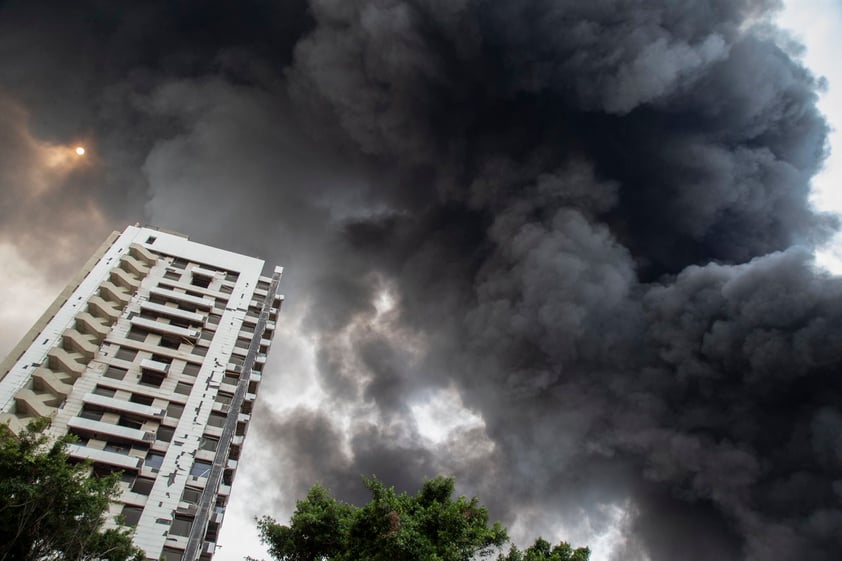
(0, 225, 283, 561)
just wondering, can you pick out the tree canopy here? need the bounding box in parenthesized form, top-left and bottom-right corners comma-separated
(256, 476, 588, 561)
(0, 419, 145, 561)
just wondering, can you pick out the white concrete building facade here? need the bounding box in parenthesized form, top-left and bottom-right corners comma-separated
(0, 225, 283, 561)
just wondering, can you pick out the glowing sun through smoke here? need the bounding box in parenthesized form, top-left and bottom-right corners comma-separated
(75, 146, 85, 156)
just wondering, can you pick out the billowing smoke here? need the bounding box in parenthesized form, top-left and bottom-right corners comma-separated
(1, 1, 840, 560)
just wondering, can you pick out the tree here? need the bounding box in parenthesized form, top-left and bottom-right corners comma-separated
(0, 419, 145, 561)
(497, 537, 590, 561)
(255, 476, 588, 561)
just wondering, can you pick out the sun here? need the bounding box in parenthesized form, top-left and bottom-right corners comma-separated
(75, 146, 85, 156)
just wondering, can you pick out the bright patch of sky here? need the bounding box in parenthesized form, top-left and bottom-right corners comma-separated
(779, 0, 842, 272)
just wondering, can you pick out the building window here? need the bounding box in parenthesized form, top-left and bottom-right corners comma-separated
(257, 280, 270, 291)
(234, 338, 250, 350)
(130, 393, 154, 406)
(191, 346, 207, 357)
(126, 328, 148, 342)
(104, 441, 131, 455)
(92, 386, 116, 397)
(164, 270, 181, 281)
(171, 258, 189, 269)
(160, 336, 181, 350)
(182, 363, 200, 377)
(199, 436, 219, 451)
(222, 373, 239, 387)
(169, 516, 193, 537)
(190, 460, 212, 478)
(121, 505, 143, 527)
(166, 402, 185, 418)
(118, 416, 143, 430)
(229, 355, 243, 367)
(219, 284, 233, 294)
(207, 412, 226, 428)
(181, 486, 202, 504)
(160, 548, 183, 561)
(78, 408, 103, 421)
(157, 426, 174, 443)
(191, 276, 211, 289)
(104, 365, 128, 380)
(206, 314, 221, 326)
(145, 452, 165, 471)
(215, 392, 233, 405)
(174, 382, 192, 395)
(131, 477, 155, 495)
(225, 272, 238, 282)
(150, 353, 173, 365)
(139, 371, 165, 387)
(115, 348, 138, 362)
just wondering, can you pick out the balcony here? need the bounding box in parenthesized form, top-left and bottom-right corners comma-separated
(15, 389, 57, 417)
(120, 254, 149, 276)
(87, 295, 122, 320)
(32, 367, 73, 398)
(140, 358, 171, 375)
(47, 348, 86, 378)
(62, 329, 98, 361)
(75, 312, 110, 338)
(68, 417, 155, 444)
(149, 287, 213, 309)
(249, 371, 262, 383)
(99, 281, 131, 305)
(129, 243, 157, 266)
(67, 444, 142, 470)
(131, 317, 199, 340)
(212, 402, 230, 414)
(191, 266, 218, 278)
(110, 267, 140, 289)
(83, 393, 164, 419)
(140, 301, 205, 324)
(254, 354, 267, 365)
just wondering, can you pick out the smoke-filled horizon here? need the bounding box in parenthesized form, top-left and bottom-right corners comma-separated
(1, 1, 841, 560)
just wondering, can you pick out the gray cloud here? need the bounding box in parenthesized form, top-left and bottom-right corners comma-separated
(1, 1, 840, 560)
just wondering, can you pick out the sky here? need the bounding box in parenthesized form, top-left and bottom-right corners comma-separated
(1, 2, 841, 561)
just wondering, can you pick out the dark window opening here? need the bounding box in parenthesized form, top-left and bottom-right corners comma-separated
(139, 371, 165, 387)
(145, 452, 165, 471)
(190, 460, 212, 478)
(92, 386, 116, 397)
(118, 416, 143, 430)
(126, 328, 148, 342)
(170, 516, 193, 537)
(130, 393, 154, 406)
(157, 426, 175, 443)
(115, 348, 138, 362)
(191, 276, 211, 289)
(166, 402, 185, 418)
(174, 382, 192, 395)
(131, 477, 155, 495)
(121, 505, 143, 527)
(181, 486, 202, 504)
(160, 336, 180, 350)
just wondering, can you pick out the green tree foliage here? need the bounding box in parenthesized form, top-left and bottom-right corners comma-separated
(256, 476, 588, 561)
(0, 419, 145, 561)
(497, 537, 590, 561)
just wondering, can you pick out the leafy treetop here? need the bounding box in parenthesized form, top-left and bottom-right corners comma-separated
(0, 418, 145, 561)
(255, 475, 588, 561)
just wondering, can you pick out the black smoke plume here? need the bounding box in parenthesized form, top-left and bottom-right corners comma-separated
(0, 1, 840, 559)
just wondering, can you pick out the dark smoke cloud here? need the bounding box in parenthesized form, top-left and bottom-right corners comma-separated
(1, 1, 840, 560)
